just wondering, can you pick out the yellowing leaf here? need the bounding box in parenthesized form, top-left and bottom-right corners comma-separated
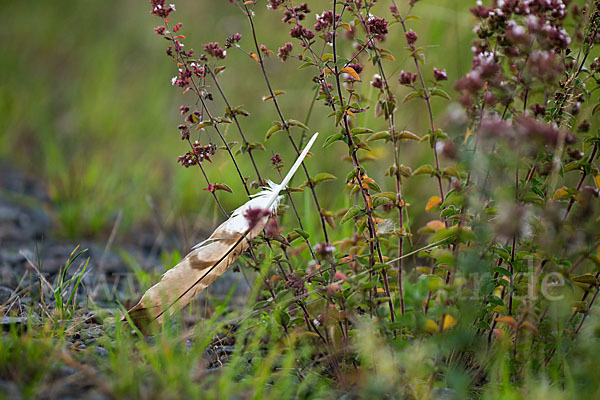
(572, 274, 598, 285)
(426, 220, 445, 231)
(376, 287, 385, 293)
(519, 321, 538, 333)
(553, 186, 569, 199)
(249, 52, 258, 62)
(339, 23, 352, 31)
(425, 195, 442, 211)
(442, 315, 457, 331)
(423, 319, 439, 334)
(595, 174, 600, 189)
(464, 128, 473, 144)
(416, 266, 431, 274)
(341, 66, 360, 81)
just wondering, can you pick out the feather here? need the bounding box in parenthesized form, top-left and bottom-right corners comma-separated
(124, 133, 319, 332)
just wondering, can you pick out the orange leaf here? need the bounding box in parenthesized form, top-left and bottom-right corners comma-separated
(426, 220, 445, 231)
(244, 0, 254, 4)
(553, 186, 569, 200)
(464, 128, 473, 144)
(519, 321, 538, 333)
(341, 66, 360, 81)
(376, 287, 385, 293)
(495, 316, 517, 329)
(250, 52, 258, 62)
(425, 195, 442, 211)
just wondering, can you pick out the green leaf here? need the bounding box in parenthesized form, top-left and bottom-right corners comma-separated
(294, 228, 310, 240)
(431, 248, 454, 266)
(412, 165, 434, 176)
(403, 91, 422, 103)
(314, 173, 337, 184)
(395, 130, 421, 141)
(324, 133, 344, 147)
(298, 61, 314, 69)
(196, 120, 213, 129)
(372, 192, 397, 201)
(341, 206, 362, 224)
(442, 166, 460, 178)
(265, 123, 283, 140)
(430, 88, 452, 100)
(426, 275, 445, 291)
(351, 127, 374, 135)
(287, 119, 309, 131)
(367, 131, 391, 141)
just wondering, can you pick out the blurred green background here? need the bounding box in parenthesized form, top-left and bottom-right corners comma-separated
(1, 0, 475, 243)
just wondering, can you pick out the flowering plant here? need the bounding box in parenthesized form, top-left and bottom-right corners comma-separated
(146, 0, 600, 396)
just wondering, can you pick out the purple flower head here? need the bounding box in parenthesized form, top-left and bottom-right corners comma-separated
(177, 152, 196, 168)
(290, 25, 315, 41)
(192, 142, 217, 162)
(515, 115, 574, 147)
(530, 103, 546, 117)
(399, 70, 417, 86)
(528, 50, 563, 83)
(178, 124, 190, 140)
(270, 153, 283, 167)
(225, 33, 242, 48)
(433, 67, 448, 81)
(367, 16, 388, 40)
(470, 4, 490, 19)
(314, 10, 339, 31)
(370, 74, 383, 89)
(315, 242, 336, 258)
(203, 42, 226, 59)
(282, 3, 310, 23)
(150, 0, 175, 18)
(277, 42, 294, 61)
(405, 29, 418, 45)
(267, 0, 283, 10)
